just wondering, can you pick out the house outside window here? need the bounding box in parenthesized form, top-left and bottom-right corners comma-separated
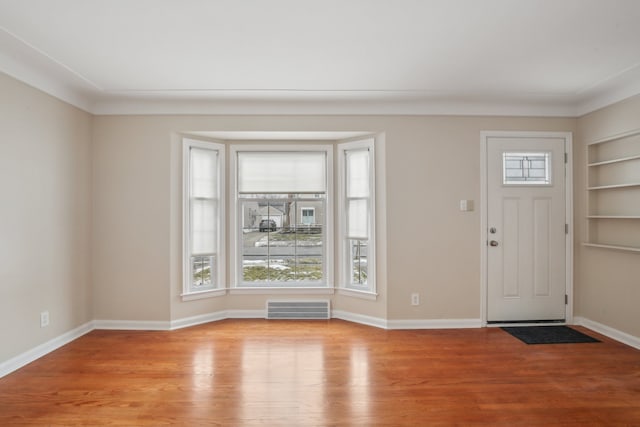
(301, 207, 315, 225)
(182, 137, 377, 298)
(231, 146, 333, 288)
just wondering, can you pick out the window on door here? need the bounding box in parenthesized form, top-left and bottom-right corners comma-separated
(503, 152, 551, 185)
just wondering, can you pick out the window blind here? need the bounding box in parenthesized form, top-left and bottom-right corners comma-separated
(237, 151, 327, 193)
(346, 148, 370, 239)
(190, 147, 218, 255)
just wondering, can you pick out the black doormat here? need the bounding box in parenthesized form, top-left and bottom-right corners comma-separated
(502, 326, 600, 345)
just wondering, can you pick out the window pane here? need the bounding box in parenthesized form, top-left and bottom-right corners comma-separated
(294, 206, 324, 281)
(348, 199, 368, 239)
(503, 152, 551, 185)
(191, 199, 216, 254)
(340, 140, 375, 293)
(191, 255, 215, 290)
(240, 198, 324, 284)
(350, 239, 368, 285)
(346, 149, 369, 198)
(190, 148, 218, 198)
(183, 139, 224, 296)
(238, 151, 326, 193)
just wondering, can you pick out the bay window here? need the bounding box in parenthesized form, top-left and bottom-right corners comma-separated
(182, 136, 377, 298)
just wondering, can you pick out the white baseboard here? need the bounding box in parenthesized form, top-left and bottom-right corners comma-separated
(387, 318, 482, 330)
(11, 312, 601, 380)
(170, 309, 264, 330)
(330, 311, 482, 330)
(0, 321, 94, 379)
(573, 316, 640, 350)
(96, 312, 483, 332)
(332, 310, 388, 329)
(170, 311, 227, 330)
(93, 319, 171, 330)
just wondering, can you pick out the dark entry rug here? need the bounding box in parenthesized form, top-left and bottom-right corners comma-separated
(502, 326, 600, 345)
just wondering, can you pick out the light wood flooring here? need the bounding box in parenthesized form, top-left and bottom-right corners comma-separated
(1, 320, 639, 426)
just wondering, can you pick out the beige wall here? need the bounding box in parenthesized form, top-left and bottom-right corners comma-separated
(91, 114, 575, 324)
(575, 94, 640, 338)
(0, 73, 92, 362)
(6, 66, 639, 370)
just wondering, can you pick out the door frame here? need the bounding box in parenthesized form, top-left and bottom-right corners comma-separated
(480, 131, 573, 326)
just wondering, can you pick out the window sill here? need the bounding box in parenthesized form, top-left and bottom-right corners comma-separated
(230, 287, 335, 295)
(337, 288, 378, 300)
(181, 288, 227, 301)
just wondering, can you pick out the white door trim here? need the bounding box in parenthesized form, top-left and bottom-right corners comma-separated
(480, 131, 573, 326)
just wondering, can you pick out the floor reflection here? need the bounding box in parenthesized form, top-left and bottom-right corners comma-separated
(349, 344, 371, 419)
(240, 338, 326, 425)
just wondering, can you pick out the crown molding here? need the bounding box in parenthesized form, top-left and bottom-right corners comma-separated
(0, 27, 96, 112)
(574, 62, 640, 116)
(88, 94, 580, 117)
(2, 22, 640, 118)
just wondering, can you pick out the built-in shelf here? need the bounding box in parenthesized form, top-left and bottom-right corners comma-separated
(587, 182, 640, 191)
(588, 154, 640, 167)
(583, 242, 640, 253)
(585, 128, 640, 252)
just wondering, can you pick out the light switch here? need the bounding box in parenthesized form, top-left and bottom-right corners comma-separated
(459, 199, 474, 211)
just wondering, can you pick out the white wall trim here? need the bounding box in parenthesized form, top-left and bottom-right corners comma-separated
(336, 288, 378, 301)
(229, 288, 335, 295)
(574, 317, 640, 350)
(93, 319, 171, 330)
(386, 318, 482, 330)
(17, 312, 624, 380)
(170, 311, 229, 330)
(0, 321, 94, 379)
(331, 310, 388, 329)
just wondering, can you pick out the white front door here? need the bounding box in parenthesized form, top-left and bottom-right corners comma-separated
(485, 134, 568, 322)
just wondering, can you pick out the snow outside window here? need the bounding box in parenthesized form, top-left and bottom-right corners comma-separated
(339, 140, 375, 293)
(234, 147, 332, 288)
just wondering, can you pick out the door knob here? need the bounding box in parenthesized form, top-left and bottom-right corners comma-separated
(489, 240, 499, 247)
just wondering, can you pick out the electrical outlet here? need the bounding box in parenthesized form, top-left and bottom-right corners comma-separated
(40, 311, 49, 328)
(411, 293, 420, 306)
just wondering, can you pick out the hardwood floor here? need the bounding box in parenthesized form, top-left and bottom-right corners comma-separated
(1, 320, 639, 426)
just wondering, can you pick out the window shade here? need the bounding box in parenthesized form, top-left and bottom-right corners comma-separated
(190, 148, 218, 198)
(189, 147, 218, 255)
(238, 151, 327, 193)
(191, 199, 217, 255)
(347, 199, 368, 239)
(346, 149, 370, 198)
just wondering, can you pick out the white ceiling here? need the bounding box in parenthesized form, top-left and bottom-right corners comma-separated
(1, 0, 640, 116)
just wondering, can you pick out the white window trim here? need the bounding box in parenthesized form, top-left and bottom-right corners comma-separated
(338, 138, 376, 296)
(182, 138, 226, 300)
(229, 144, 334, 289)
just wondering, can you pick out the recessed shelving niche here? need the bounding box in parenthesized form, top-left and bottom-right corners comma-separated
(584, 129, 640, 252)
